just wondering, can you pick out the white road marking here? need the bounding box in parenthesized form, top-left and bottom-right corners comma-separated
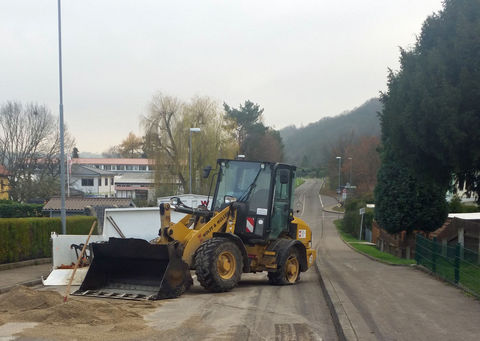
(318, 194, 324, 208)
(302, 193, 306, 215)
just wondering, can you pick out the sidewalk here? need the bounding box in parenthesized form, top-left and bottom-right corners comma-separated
(0, 260, 52, 294)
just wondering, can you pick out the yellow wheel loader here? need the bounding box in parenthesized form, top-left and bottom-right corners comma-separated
(73, 159, 316, 300)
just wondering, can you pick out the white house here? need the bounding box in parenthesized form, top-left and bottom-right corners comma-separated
(70, 165, 116, 197)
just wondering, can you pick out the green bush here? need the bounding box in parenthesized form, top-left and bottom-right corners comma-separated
(0, 200, 44, 218)
(0, 216, 97, 264)
(448, 195, 479, 213)
(343, 197, 373, 238)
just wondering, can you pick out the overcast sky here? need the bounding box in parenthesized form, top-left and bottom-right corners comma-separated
(1, 0, 444, 153)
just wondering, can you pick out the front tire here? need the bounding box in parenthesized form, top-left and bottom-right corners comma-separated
(195, 237, 243, 292)
(268, 247, 301, 285)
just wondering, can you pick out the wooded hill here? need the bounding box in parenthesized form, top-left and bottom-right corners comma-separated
(280, 98, 382, 167)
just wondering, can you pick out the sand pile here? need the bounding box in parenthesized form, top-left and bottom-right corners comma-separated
(0, 286, 162, 340)
(0, 285, 61, 313)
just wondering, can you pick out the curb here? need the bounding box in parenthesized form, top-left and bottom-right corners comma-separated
(0, 279, 43, 295)
(0, 258, 52, 271)
(322, 207, 345, 215)
(314, 257, 347, 341)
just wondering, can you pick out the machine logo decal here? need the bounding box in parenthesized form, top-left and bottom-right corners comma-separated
(298, 229, 307, 239)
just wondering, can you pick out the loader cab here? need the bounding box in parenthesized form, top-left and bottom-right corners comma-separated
(211, 159, 295, 242)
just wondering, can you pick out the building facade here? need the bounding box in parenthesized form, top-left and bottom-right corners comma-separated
(0, 165, 10, 200)
(115, 172, 155, 201)
(70, 165, 116, 197)
(71, 158, 154, 172)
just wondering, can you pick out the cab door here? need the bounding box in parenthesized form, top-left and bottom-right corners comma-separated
(269, 167, 293, 239)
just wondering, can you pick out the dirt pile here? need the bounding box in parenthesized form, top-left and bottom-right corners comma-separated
(0, 286, 162, 340)
(0, 285, 60, 313)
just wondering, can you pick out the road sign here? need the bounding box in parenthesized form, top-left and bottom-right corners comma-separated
(359, 207, 365, 215)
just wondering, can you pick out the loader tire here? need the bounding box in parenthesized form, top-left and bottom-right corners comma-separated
(268, 247, 301, 285)
(195, 237, 243, 292)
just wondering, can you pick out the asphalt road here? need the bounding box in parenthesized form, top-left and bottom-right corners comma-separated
(301, 178, 480, 341)
(144, 181, 338, 340)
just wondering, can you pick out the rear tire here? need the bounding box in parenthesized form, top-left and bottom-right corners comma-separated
(195, 237, 243, 292)
(268, 247, 301, 285)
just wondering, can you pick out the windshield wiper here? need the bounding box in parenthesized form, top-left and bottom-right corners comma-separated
(238, 166, 263, 202)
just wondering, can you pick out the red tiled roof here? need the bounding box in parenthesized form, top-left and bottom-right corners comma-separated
(71, 158, 153, 165)
(0, 165, 9, 176)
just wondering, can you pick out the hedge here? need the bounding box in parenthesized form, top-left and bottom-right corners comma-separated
(0, 201, 44, 218)
(0, 216, 97, 264)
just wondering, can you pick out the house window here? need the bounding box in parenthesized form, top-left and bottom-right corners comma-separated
(126, 165, 133, 170)
(105, 178, 108, 186)
(104, 165, 111, 170)
(117, 165, 125, 170)
(81, 178, 94, 186)
(111, 178, 114, 185)
(98, 178, 102, 186)
(139, 165, 147, 170)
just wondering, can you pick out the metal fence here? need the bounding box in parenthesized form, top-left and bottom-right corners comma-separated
(415, 234, 480, 297)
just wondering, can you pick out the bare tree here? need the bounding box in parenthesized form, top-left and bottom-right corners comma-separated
(0, 101, 75, 202)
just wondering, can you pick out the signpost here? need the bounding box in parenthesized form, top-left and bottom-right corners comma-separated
(342, 188, 347, 201)
(359, 207, 365, 240)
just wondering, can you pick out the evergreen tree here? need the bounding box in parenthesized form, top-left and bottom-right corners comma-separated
(224, 100, 283, 162)
(374, 145, 448, 234)
(380, 0, 480, 199)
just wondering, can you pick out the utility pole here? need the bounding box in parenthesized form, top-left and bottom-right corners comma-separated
(336, 156, 342, 191)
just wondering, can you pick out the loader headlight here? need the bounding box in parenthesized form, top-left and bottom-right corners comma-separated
(224, 195, 237, 204)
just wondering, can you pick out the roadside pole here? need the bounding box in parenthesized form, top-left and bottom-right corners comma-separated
(359, 207, 365, 240)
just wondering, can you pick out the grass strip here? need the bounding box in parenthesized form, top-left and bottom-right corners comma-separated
(295, 178, 305, 188)
(334, 220, 415, 266)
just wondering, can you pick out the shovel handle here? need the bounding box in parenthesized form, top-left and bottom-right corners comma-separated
(64, 220, 97, 302)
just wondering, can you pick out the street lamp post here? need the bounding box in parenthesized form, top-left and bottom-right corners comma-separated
(336, 156, 342, 191)
(348, 157, 353, 186)
(57, 0, 66, 234)
(189, 128, 201, 193)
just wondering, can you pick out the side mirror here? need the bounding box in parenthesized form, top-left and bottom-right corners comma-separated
(224, 195, 237, 204)
(170, 196, 182, 207)
(202, 166, 212, 178)
(279, 169, 290, 184)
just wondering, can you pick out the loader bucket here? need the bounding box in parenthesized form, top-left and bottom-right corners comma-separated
(72, 238, 192, 300)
